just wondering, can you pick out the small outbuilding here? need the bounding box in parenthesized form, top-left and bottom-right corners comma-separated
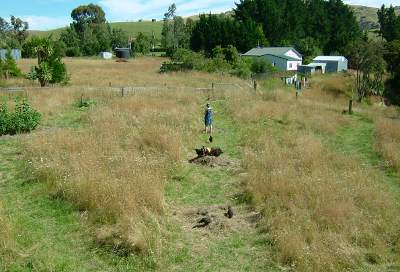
(99, 52, 113, 59)
(298, 63, 326, 75)
(0, 49, 21, 61)
(242, 47, 303, 71)
(312, 56, 348, 73)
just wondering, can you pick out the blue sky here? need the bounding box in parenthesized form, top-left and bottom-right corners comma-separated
(0, 0, 398, 30)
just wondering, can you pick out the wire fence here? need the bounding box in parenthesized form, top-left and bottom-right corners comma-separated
(0, 82, 252, 96)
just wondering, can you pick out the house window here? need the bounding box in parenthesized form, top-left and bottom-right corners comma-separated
(289, 63, 293, 69)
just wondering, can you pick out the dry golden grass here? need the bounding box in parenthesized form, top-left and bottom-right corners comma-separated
(226, 74, 400, 271)
(16, 57, 243, 88)
(241, 129, 400, 271)
(10, 58, 400, 270)
(375, 117, 400, 170)
(24, 88, 202, 254)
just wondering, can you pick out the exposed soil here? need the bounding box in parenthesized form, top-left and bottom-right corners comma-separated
(172, 205, 261, 236)
(189, 155, 239, 168)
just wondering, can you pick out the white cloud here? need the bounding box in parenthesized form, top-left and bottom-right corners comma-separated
(22, 15, 70, 30)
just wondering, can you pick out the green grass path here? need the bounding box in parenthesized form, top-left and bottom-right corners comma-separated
(0, 139, 145, 272)
(334, 115, 400, 195)
(164, 99, 280, 272)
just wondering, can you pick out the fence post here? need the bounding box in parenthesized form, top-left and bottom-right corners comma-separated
(121, 87, 124, 97)
(348, 99, 353, 115)
(253, 80, 257, 91)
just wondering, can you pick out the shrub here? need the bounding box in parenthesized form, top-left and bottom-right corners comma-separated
(251, 57, 275, 74)
(27, 37, 69, 87)
(0, 51, 22, 78)
(0, 97, 41, 136)
(230, 58, 252, 79)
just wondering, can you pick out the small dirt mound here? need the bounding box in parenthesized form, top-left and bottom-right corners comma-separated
(173, 205, 260, 235)
(189, 156, 235, 168)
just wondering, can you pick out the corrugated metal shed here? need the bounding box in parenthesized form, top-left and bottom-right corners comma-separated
(0, 49, 21, 61)
(312, 56, 348, 72)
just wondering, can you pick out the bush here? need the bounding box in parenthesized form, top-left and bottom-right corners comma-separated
(230, 58, 252, 79)
(0, 97, 41, 135)
(251, 58, 275, 74)
(27, 37, 69, 87)
(0, 51, 22, 78)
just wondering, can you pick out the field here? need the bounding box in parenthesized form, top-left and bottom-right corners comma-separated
(1, 57, 400, 271)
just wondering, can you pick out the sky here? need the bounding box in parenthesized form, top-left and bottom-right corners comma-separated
(0, 0, 398, 30)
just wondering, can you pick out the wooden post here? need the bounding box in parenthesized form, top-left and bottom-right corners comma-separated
(121, 87, 124, 97)
(348, 99, 353, 115)
(253, 80, 257, 91)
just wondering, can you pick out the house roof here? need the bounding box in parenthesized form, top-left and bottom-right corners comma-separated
(313, 56, 347, 62)
(243, 47, 302, 59)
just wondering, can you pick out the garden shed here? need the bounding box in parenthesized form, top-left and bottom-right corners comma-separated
(0, 49, 21, 61)
(312, 56, 348, 73)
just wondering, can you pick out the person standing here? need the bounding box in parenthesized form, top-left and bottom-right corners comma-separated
(204, 103, 213, 134)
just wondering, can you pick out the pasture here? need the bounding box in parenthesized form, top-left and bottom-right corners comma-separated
(1, 57, 400, 271)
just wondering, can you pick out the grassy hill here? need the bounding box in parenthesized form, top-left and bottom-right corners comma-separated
(28, 5, 400, 39)
(351, 5, 400, 30)
(29, 20, 164, 39)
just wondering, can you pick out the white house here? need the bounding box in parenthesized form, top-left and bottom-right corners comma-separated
(242, 47, 303, 71)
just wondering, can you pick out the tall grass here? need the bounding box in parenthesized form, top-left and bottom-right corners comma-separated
(375, 117, 400, 171)
(242, 130, 400, 271)
(24, 89, 201, 255)
(227, 75, 400, 271)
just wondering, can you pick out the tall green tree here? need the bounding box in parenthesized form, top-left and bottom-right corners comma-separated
(233, 0, 360, 55)
(378, 5, 400, 42)
(190, 14, 266, 55)
(161, 4, 192, 55)
(0, 16, 28, 48)
(59, 4, 128, 56)
(133, 32, 150, 55)
(349, 39, 386, 101)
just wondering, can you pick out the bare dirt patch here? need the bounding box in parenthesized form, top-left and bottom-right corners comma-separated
(189, 156, 239, 168)
(172, 205, 260, 236)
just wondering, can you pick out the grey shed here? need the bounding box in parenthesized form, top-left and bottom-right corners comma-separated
(312, 56, 348, 73)
(0, 49, 21, 61)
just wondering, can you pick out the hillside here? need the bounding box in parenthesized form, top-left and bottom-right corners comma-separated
(29, 20, 164, 39)
(351, 5, 400, 30)
(27, 5, 397, 38)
